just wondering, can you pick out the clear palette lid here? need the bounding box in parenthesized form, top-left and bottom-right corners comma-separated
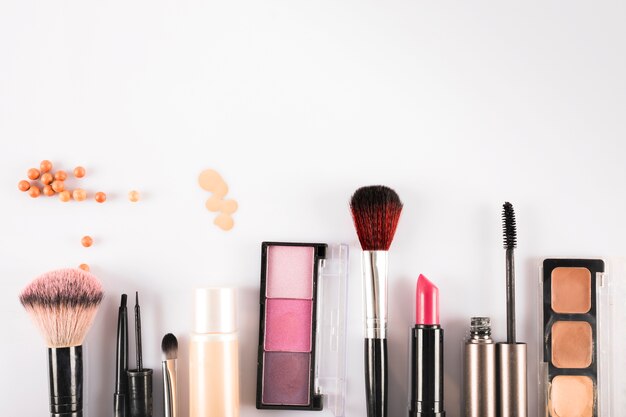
(314, 244, 349, 417)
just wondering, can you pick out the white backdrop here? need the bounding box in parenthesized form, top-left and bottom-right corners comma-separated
(2, 1, 626, 417)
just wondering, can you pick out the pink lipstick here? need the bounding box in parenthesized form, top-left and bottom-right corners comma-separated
(416, 274, 440, 325)
(409, 275, 445, 417)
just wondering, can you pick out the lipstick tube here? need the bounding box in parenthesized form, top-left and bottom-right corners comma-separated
(409, 275, 445, 417)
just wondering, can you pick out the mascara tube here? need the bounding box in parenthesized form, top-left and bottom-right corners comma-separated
(463, 317, 496, 417)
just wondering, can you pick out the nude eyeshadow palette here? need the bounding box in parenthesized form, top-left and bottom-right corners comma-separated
(540, 259, 606, 417)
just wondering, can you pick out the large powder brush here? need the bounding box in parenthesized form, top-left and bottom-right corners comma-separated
(19, 268, 104, 417)
(350, 185, 403, 417)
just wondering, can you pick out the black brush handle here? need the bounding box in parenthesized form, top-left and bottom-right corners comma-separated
(365, 338, 387, 417)
(48, 346, 83, 417)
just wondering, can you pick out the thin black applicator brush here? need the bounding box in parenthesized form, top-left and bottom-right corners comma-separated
(135, 292, 143, 371)
(496, 202, 527, 417)
(128, 292, 153, 417)
(350, 185, 403, 417)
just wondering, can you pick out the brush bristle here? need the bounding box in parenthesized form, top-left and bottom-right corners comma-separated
(502, 202, 517, 249)
(161, 333, 178, 360)
(350, 185, 403, 251)
(19, 268, 104, 348)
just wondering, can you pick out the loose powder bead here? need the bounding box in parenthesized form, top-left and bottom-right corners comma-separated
(81, 236, 93, 247)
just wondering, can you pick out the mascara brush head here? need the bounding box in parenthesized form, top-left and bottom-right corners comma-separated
(161, 333, 178, 361)
(349, 185, 403, 251)
(502, 201, 517, 250)
(19, 268, 104, 347)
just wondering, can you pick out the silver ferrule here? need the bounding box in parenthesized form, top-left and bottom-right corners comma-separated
(362, 250, 388, 339)
(162, 359, 178, 417)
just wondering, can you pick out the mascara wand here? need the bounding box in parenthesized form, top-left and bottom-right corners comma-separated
(496, 202, 527, 417)
(503, 202, 517, 343)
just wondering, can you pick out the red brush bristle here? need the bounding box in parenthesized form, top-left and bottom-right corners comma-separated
(350, 185, 403, 251)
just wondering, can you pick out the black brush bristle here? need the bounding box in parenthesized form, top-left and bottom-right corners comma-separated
(350, 185, 403, 251)
(502, 201, 517, 249)
(161, 333, 178, 360)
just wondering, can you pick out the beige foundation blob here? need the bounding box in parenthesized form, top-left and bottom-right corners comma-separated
(198, 169, 238, 231)
(549, 375, 593, 417)
(551, 321, 592, 369)
(551, 267, 591, 314)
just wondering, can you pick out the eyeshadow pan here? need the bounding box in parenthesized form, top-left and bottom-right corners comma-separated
(266, 245, 314, 299)
(262, 352, 311, 406)
(549, 375, 593, 417)
(551, 321, 592, 369)
(551, 267, 591, 314)
(265, 299, 312, 352)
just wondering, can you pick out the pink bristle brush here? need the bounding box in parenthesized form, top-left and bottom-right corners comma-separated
(19, 268, 104, 417)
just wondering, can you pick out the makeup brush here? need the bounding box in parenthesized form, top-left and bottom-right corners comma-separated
(496, 202, 527, 417)
(128, 292, 153, 417)
(161, 333, 178, 417)
(19, 268, 103, 417)
(350, 185, 403, 417)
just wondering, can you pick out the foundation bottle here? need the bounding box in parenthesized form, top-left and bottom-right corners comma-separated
(190, 287, 239, 417)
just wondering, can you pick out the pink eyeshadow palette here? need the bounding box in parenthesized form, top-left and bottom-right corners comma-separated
(256, 242, 349, 414)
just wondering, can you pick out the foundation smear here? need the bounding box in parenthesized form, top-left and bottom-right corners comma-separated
(549, 375, 593, 417)
(551, 321, 593, 369)
(551, 267, 591, 314)
(198, 169, 238, 231)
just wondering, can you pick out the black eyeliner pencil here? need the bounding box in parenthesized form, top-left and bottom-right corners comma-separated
(114, 294, 129, 417)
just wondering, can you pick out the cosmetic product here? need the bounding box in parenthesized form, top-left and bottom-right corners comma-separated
(496, 202, 527, 417)
(539, 259, 612, 417)
(190, 287, 239, 417)
(128, 292, 153, 417)
(409, 274, 445, 417)
(114, 294, 129, 417)
(198, 168, 238, 231)
(19, 268, 103, 417)
(350, 186, 403, 417)
(256, 242, 349, 416)
(463, 317, 496, 417)
(161, 333, 178, 417)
